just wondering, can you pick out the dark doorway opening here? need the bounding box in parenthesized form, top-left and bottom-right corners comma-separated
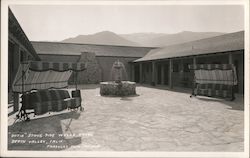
(234, 60, 239, 93)
(134, 64, 140, 83)
(157, 64, 161, 84)
(164, 64, 169, 85)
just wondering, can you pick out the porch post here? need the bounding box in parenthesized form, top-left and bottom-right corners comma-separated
(13, 44, 20, 112)
(13, 93, 19, 112)
(161, 63, 165, 85)
(139, 63, 143, 84)
(169, 59, 173, 89)
(180, 59, 184, 72)
(193, 56, 197, 65)
(228, 53, 233, 64)
(152, 61, 156, 85)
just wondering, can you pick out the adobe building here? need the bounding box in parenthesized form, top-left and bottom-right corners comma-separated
(31, 31, 244, 94)
(133, 31, 244, 94)
(31, 41, 154, 84)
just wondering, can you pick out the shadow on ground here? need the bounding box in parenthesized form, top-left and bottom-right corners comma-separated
(100, 94, 140, 100)
(69, 84, 100, 90)
(138, 84, 192, 94)
(8, 111, 82, 151)
(194, 95, 244, 111)
(120, 94, 140, 101)
(138, 84, 244, 111)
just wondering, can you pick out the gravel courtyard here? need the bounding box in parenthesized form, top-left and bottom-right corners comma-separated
(8, 84, 244, 151)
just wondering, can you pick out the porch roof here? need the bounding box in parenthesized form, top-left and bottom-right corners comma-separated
(9, 8, 40, 60)
(134, 31, 244, 62)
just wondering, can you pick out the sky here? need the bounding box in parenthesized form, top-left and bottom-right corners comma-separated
(10, 5, 244, 41)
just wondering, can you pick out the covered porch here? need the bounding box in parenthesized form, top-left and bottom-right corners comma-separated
(130, 51, 244, 94)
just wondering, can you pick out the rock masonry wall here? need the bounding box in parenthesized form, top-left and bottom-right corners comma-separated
(76, 52, 101, 84)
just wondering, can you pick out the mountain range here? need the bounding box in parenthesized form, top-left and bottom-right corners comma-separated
(62, 31, 138, 46)
(61, 31, 225, 47)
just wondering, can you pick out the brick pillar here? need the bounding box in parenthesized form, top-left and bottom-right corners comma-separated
(161, 64, 165, 85)
(169, 59, 173, 89)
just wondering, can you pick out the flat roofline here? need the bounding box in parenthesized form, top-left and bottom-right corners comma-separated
(38, 53, 80, 56)
(31, 41, 157, 49)
(97, 55, 141, 58)
(38, 53, 142, 58)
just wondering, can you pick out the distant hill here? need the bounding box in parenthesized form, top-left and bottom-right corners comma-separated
(61, 31, 225, 47)
(120, 33, 166, 46)
(121, 31, 225, 47)
(61, 31, 139, 46)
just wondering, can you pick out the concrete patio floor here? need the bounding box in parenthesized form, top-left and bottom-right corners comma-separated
(8, 84, 244, 151)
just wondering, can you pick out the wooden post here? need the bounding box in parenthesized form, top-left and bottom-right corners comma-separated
(139, 63, 143, 84)
(193, 57, 197, 65)
(179, 59, 184, 87)
(13, 93, 19, 112)
(75, 71, 78, 90)
(228, 53, 233, 64)
(155, 63, 158, 85)
(228, 53, 235, 100)
(191, 57, 197, 96)
(161, 63, 165, 85)
(169, 59, 173, 89)
(152, 61, 156, 85)
(13, 44, 20, 112)
(180, 59, 184, 72)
